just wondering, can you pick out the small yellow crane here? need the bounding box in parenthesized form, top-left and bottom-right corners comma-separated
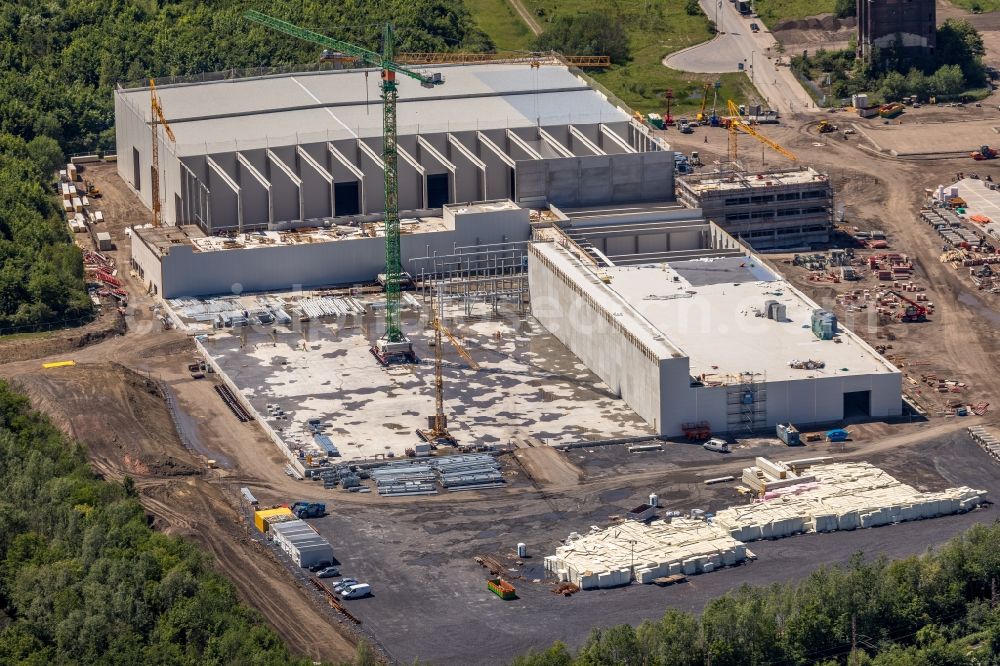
(726, 99, 796, 165)
(418, 287, 480, 446)
(149, 79, 176, 227)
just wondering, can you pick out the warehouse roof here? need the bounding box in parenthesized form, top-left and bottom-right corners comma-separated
(532, 240, 899, 381)
(117, 64, 630, 155)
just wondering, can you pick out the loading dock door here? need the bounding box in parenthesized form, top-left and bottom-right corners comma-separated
(426, 173, 450, 209)
(133, 147, 141, 191)
(843, 390, 871, 418)
(334, 181, 360, 216)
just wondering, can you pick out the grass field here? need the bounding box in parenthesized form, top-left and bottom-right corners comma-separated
(465, 0, 535, 50)
(465, 0, 755, 113)
(751, 0, 836, 26)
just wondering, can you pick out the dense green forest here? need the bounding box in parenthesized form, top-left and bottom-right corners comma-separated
(0, 379, 319, 664)
(0, 0, 491, 333)
(0, 133, 92, 333)
(512, 522, 1000, 666)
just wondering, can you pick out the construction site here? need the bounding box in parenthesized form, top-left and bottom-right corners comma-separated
(8, 7, 1000, 666)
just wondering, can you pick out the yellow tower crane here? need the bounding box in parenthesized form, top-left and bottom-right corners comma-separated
(726, 99, 796, 166)
(418, 287, 480, 446)
(149, 80, 175, 228)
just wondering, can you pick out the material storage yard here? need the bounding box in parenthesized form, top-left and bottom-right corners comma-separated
(8, 45, 1000, 666)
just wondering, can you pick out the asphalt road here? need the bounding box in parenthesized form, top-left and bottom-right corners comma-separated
(664, 0, 818, 117)
(304, 429, 1000, 665)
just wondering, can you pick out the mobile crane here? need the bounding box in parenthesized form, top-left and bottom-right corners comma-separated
(884, 290, 931, 322)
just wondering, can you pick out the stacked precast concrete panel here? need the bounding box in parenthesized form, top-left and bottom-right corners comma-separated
(545, 518, 747, 589)
(713, 462, 986, 541)
(548, 462, 986, 590)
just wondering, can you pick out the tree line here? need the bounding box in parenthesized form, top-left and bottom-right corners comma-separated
(792, 19, 988, 105)
(0, 0, 491, 333)
(0, 379, 325, 664)
(512, 521, 1000, 665)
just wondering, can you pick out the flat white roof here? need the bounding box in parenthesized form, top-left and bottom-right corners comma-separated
(602, 257, 897, 381)
(681, 167, 827, 194)
(119, 64, 630, 155)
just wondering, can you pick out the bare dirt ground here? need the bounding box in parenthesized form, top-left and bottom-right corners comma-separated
(771, 13, 856, 53)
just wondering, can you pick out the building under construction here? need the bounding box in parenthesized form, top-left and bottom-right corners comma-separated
(676, 167, 833, 250)
(114, 63, 672, 232)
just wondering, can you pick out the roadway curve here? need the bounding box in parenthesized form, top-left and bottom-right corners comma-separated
(664, 0, 818, 117)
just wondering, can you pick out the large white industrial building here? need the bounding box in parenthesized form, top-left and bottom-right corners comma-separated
(115, 63, 672, 232)
(528, 214, 902, 437)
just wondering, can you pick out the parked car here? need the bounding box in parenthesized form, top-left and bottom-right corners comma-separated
(316, 566, 341, 578)
(308, 561, 334, 572)
(750, 22, 760, 32)
(340, 583, 371, 599)
(332, 578, 359, 593)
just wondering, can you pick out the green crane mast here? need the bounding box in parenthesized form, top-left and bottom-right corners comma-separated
(243, 10, 443, 362)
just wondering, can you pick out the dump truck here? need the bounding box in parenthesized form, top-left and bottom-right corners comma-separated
(289, 501, 327, 519)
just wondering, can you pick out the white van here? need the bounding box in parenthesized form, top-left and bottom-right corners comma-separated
(703, 439, 731, 453)
(340, 583, 371, 599)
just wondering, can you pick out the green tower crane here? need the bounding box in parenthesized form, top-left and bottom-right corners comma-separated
(243, 10, 444, 362)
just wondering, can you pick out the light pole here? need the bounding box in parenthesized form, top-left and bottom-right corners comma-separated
(629, 540, 638, 582)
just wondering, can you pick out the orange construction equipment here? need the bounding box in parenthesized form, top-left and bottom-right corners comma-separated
(488, 578, 517, 600)
(681, 421, 712, 440)
(971, 145, 997, 160)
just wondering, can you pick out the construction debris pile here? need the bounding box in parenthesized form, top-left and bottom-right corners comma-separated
(835, 285, 933, 322)
(83, 249, 127, 305)
(546, 460, 987, 590)
(372, 454, 504, 496)
(545, 518, 748, 589)
(717, 461, 984, 540)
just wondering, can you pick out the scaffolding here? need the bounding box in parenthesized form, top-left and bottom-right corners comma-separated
(726, 372, 767, 435)
(409, 241, 529, 317)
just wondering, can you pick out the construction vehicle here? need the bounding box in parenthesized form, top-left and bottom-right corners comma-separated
(695, 83, 710, 123)
(84, 180, 102, 198)
(971, 145, 997, 160)
(245, 11, 444, 364)
(885, 289, 930, 322)
(708, 80, 722, 127)
(726, 99, 797, 165)
(149, 79, 176, 227)
(417, 286, 480, 445)
(289, 501, 326, 519)
(818, 120, 837, 133)
(663, 89, 675, 126)
(703, 438, 731, 453)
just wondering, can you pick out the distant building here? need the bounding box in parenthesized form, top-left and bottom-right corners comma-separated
(857, 0, 936, 62)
